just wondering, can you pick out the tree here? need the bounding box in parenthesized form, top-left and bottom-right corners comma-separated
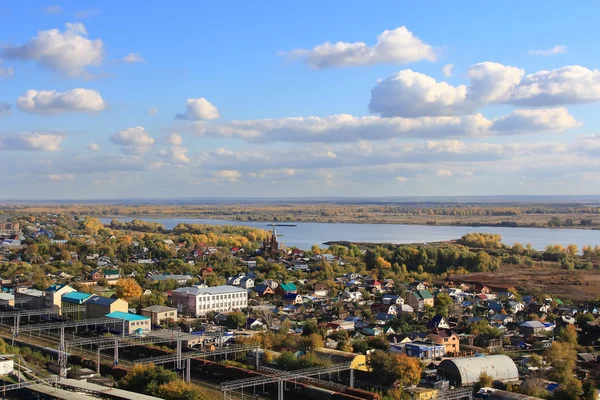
(369, 351, 421, 386)
(553, 377, 583, 400)
(116, 278, 143, 299)
(227, 312, 247, 330)
(434, 292, 453, 317)
(528, 353, 543, 369)
(477, 372, 493, 390)
(119, 364, 178, 394)
(81, 216, 105, 235)
(544, 341, 577, 383)
(557, 324, 578, 346)
(155, 380, 204, 400)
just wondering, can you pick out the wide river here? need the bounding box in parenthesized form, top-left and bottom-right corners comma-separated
(100, 217, 600, 251)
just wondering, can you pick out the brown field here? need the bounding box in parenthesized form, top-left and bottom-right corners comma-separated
(447, 264, 600, 302)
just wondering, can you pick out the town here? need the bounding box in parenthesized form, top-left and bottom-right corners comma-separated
(0, 214, 599, 400)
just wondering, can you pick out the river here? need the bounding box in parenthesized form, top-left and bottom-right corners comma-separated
(99, 217, 600, 251)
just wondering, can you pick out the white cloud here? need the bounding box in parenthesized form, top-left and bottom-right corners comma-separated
(370, 63, 600, 117)
(176, 98, 220, 120)
(43, 5, 63, 14)
(213, 170, 241, 181)
(168, 133, 183, 145)
(442, 64, 453, 77)
(146, 107, 159, 115)
(122, 53, 145, 64)
(369, 69, 471, 117)
(110, 126, 154, 155)
(17, 88, 106, 115)
(281, 26, 437, 69)
(396, 176, 408, 182)
(0, 60, 14, 78)
(74, 9, 100, 19)
(1, 22, 103, 78)
(490, 108, 580, 135)
(529, 45, 567, 56)
(48, 173, 75, 181)
(0, 133, 65, 151)
(160, 146, 190, 164)
(88, 142, 100, 151)
(187, 108, 575, 143)
(436, 169, 453, 177)
(0, 103, 11, 116)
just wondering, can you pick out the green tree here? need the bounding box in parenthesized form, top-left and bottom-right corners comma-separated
(227, 312, 247, 329)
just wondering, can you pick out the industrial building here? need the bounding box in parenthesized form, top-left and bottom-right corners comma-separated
(437, 355, 519, 387)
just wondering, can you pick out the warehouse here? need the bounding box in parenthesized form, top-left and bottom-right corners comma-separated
(437, 355, 519, 387)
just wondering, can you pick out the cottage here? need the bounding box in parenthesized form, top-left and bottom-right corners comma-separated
(141, 305, 178, 325)
(283, 293, 303, 305)
(428, 330, 460, 356)
(276, 282, 298, 295)
(253, 284, 275, 296)
(406, 290, 434, 311)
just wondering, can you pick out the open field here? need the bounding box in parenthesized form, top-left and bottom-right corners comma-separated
(447, 264, 600, 302)
(3, 202, 600, 229)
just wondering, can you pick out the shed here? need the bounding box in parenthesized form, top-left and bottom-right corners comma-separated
(437, 355, 519, 386)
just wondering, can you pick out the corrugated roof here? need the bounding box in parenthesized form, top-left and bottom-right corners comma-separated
(87, 295, 119, 306)
(438, 355, 518, 385)
(106, 311, 149, 322)
(62, 292, 93, 303)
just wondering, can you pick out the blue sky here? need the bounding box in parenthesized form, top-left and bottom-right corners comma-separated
(1, 1, 600, 199)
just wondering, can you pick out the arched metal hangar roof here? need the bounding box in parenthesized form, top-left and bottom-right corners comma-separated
(437, 355, 519, 385)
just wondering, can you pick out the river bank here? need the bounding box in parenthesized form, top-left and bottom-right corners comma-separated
(100, 217, 600, 251)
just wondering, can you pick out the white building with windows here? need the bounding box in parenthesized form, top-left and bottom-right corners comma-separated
(171, 285, 248, 316)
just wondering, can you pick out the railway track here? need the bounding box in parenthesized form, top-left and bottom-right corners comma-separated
(0, 324, 263, 400)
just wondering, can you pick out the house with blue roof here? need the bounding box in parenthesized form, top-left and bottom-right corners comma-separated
(106, 311, 151, 335)
(86, 295, 128, 319)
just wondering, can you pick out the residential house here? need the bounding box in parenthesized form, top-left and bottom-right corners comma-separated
(428, 316, 450, 329)
(406, 290, 434, 311)
(44, 283, 75, 311)
(262, 279, 279, 290)
(276, 282, 298, 296)
(141, 305, 178, 326)
(246, 318, 264, 330)
(283, 293, 303, 305)
(490, 313, 513, 325)
(227, 273, 246, 286)
(313, 283, 329, 297)
(329, 320, 355, 331)
(382, 294, 404, 305)
(253, 284, 275, 296)
(428, 330, 460, 356)
(405, 341, 446, 359)
(90, 270, 103, 281)
(106, 311, 151, 335)
(408, 281, 428, 291)
(148, 274, 192, 285)
(342, 291, 362, 302)
(519, 321, 549, 335)
(103, 269, 120, 281)
(239, 277, 255, 289)
(85, 295, 129, 319)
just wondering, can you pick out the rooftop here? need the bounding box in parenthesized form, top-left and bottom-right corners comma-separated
(106, 311, 150, 322)
(173, 285, 248, 296)
(142, 305, 177, 313)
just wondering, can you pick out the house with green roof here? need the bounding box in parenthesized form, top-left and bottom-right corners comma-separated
(406, 290, 434, 311)
(276, 282, 298, 296)
(106, 311, 151, 335)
